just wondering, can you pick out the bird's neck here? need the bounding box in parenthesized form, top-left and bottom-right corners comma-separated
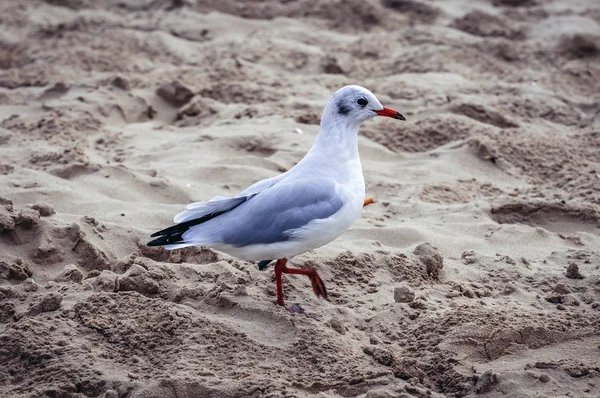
(297, 118, 362, 180)
(315, 119, 359, 156)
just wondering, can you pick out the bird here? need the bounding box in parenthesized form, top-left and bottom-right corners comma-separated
(148, 85, 405, 309)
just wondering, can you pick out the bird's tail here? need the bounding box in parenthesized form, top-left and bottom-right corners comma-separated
(147, 214, 221, 248)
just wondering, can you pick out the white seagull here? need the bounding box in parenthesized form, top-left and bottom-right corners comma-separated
(148, 85, 405, 309)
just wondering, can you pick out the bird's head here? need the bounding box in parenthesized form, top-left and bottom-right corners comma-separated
(325, 85, 405, 127)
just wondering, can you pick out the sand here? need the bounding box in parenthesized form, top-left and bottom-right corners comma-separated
(1, 0, 599, 397)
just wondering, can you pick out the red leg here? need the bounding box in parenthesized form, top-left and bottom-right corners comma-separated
(273, 258, 328, 307)
(283, 267, 328, 299)
(274, 258, 287, 306)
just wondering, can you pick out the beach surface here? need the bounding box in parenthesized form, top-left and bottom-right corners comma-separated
(1, 0, 599, 397)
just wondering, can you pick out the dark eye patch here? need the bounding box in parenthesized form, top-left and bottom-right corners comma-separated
(357, 98, 368, 107)
(337, 99, 350, 115)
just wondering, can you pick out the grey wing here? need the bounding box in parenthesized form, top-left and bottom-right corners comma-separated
(214, 177, 344, 247)
(149, 174, 288, 248)
(148, 195, 254, 247)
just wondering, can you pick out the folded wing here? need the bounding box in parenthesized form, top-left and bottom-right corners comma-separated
(147, 195, 253, 247)
(147, 177, 344, 249)
(216, 177, 344, 248)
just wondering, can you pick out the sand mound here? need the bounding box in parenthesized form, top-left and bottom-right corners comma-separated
(490, 201, 600, 234)
(452, 10, 526, 40)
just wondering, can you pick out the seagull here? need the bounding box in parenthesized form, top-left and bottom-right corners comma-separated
(148, 85, 405, 309)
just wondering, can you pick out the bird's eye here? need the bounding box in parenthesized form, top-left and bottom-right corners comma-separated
(357, 98, 368, 107)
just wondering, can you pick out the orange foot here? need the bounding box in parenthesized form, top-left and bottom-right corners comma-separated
(363, 197, 376, 207)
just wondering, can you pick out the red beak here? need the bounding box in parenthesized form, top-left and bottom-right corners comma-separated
(374, 107, 406, 120)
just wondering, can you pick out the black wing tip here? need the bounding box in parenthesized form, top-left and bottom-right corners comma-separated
(148, 222, 192, 245)
(150, 223, 185, 238)
(146, 237, 164, 247)
(147, 225, 188, 247)
(147, 235, 185, 247)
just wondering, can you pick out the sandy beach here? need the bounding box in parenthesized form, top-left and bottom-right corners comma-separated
(1, 0, 599, 397)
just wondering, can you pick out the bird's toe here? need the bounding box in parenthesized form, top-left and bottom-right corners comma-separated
(310, 274, 328, 299)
